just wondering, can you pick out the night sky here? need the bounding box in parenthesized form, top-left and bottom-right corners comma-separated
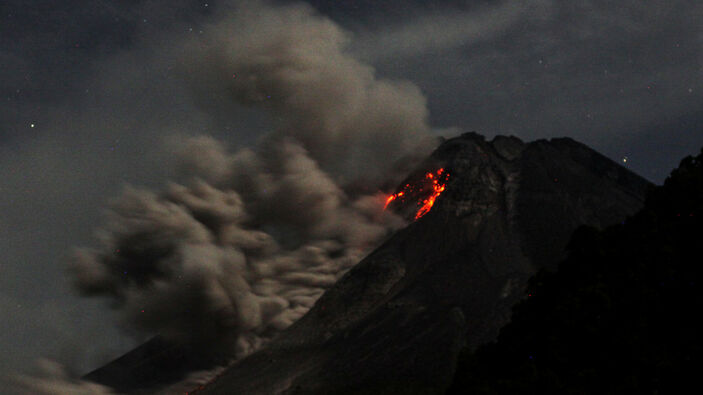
(2, 0, 703, 382)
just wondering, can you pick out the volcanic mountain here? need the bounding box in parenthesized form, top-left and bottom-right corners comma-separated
(84, 132, 651, 394)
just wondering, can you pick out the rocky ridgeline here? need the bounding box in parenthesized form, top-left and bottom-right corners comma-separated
(85, 132, 651, 394)
(199, 132, 650, 394)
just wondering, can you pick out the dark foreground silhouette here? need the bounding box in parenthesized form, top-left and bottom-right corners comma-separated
(449, 147, 703, 394)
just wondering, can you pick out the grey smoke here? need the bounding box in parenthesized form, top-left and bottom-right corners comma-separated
(183, 1, 435, 184)
(69, 1, 428, 359)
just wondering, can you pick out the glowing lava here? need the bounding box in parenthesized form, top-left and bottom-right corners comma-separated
(384, 168, 449, 220)
(384, 191, 404, 209)
(415, 169, 447, 219)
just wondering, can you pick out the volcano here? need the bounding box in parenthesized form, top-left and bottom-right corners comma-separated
(84, 132, 651, 394)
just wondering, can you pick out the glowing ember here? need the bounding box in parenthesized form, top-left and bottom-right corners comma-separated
(384, 168, 449, 219)
(384, 191, 404, 209)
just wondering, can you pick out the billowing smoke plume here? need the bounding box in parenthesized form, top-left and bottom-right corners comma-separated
(184, 1, 434, 185)
(71, 137, 404, 356)
(69, 1, 433, 359)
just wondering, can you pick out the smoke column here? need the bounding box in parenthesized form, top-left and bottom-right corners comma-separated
(68, 1, 435, 362)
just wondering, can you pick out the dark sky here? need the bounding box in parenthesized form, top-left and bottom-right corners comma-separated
(1, 0, 702, 381)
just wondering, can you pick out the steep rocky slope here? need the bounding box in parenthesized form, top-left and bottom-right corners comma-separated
(194, 132, 650, 394)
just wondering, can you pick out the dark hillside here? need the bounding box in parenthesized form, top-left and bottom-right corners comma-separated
(198, 133, 649, 395)
(448, 147, 703, 394)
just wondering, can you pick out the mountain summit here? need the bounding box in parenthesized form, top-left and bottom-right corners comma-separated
(196, 132, 649, 394)
(85, 133, 650, 394)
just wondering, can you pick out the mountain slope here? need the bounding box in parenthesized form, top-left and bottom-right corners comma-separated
(448, 146, 703, 394)
(194, 132, 650, 394)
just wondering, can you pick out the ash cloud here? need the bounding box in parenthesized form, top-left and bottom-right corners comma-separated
(69, 1, 426, 359)
(183, 1, 435, 185)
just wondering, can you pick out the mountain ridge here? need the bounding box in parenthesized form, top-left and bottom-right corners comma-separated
(84, 132, 651, 394)
(197, 132, 649, 394)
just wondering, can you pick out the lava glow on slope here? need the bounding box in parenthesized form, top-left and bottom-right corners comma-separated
(384, 168, 449, 220)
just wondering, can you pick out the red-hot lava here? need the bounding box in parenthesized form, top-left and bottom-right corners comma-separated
(384, 168, 449, 220)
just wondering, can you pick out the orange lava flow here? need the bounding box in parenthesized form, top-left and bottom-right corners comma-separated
(415, 173, 447, 219)
(384, 168, 449, 220)
(384, 191, 404, 209)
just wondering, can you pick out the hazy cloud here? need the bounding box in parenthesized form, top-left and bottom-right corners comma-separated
(353, 0, 554, 61)
(362, 0, 703, 181)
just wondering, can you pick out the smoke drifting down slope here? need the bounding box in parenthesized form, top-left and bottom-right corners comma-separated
(69, 1, 434, 360)
(194, 133, 651, 395)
